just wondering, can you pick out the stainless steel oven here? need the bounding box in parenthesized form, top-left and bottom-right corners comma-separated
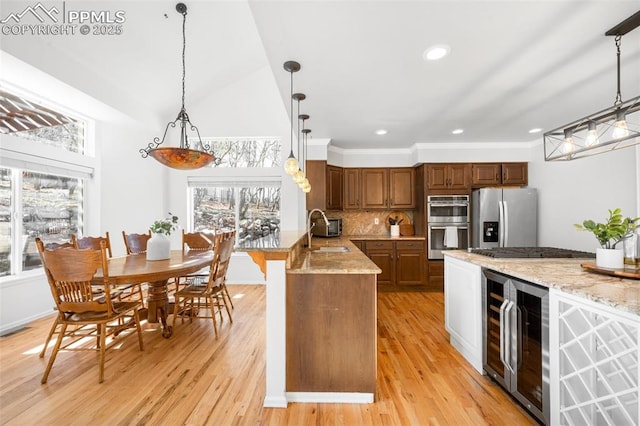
(482, 269, 550, 425)
(428, 224, 470, 259)
(427, 195, 470, 259)
(427, 195, 469, 223)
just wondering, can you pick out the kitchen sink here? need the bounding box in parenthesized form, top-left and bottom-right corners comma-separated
(316, 246, 350, 253)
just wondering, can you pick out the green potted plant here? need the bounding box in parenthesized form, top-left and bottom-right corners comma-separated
(147, 213, 179, 261)
(574, 208, 639, 268)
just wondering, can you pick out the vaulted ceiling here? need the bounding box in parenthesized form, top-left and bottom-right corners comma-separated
(2, 0, 639, 150)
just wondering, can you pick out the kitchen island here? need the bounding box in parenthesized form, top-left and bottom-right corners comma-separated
(237, 231, 381, 407)
(443, 250, 639, 425)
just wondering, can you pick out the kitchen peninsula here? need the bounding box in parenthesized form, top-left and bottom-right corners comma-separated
(444, 250, 640, 425)
(237, 231, 381, 407)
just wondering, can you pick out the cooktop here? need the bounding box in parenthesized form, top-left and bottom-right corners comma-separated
(469, 247, 596, 259)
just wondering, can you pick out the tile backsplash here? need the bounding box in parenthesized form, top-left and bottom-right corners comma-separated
(326, 210, 415, 236)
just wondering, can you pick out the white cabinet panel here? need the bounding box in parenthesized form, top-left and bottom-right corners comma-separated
(444, 256, 483, 373)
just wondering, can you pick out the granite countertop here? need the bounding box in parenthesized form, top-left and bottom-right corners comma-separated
(235, 230, 306, 252)
(289, 237, 382, 275)
(345, 234, 425, 241)
(445, 250, 640, 316)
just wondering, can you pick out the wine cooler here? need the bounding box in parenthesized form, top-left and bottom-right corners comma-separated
(482, 269, 550, 425)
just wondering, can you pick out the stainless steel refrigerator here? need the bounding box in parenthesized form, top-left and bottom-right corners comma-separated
(472, 188, 537, 248)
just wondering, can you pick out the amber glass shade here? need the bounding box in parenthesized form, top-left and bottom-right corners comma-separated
(148, 147, 214, 170)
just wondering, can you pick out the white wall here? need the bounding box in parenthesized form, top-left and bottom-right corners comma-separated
(529, 143, 639, 252)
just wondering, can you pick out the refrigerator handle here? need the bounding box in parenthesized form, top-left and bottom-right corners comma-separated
(517, 305, 523, 371)
(498, 201, 505, 247)
(504, 301, 516, 375)
(503, 201, 509, 247)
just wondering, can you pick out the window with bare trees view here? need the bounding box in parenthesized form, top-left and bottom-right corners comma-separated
(0, 89, 88, 278)
(190, 137, 281, 245)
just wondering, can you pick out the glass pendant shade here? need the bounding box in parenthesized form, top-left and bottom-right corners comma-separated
(293, 168, 305, 184)
(561, 129, 574, 155)
(149, 147, 214, 170)
(284, 155, 299, 175)
(612, 110, 629, 139)
(584, 121, 599, 147)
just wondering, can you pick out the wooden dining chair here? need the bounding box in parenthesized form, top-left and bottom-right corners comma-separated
(72, 232, 144, 306)
(71, 232, 113, 258)
(122, 230, 152, 255)
(121, 231, 153, 306)
(218, 230, 236, 309)
(36, 239, 75, 359)
(174, 230, 216, 292)
(36, 238, 144, 384)
(172, 232, 234, 338)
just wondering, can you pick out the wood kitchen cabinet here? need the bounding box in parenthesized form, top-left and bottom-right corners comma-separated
(389, 168, 415, 209)
(471, 162, 528, 187)
(306, 160, 343, 211)
(426, 163, 470, 192)
(343, 168, 361, 210)
(364, 240, 395, 287)
(361, 167, 415, 209)
(396, 240, 425, 285)
(362, 239, 425, 289)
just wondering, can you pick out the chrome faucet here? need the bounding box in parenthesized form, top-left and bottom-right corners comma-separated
(307, 208, 329, 248)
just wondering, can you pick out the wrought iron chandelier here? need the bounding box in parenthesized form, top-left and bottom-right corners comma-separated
(140, 3, 216, 170)
(544, 11, 640, 161)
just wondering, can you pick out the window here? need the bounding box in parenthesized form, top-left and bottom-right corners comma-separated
(190, 183, 280, 245)
(0, 89, 90, 278)
(202, 137, 281, 168)
(188, 137, 282, 244)
(0, 169, 83, 277)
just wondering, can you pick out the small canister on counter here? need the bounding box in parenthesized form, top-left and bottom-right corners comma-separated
(623, 231, 639, 265)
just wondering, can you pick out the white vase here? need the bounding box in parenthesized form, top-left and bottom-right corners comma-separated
(595, 248, 624, 269)
(146, 233, 171, 261)
(390, 224, 400, 237)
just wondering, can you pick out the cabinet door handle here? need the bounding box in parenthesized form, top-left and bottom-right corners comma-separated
(496, 173, 500, 180)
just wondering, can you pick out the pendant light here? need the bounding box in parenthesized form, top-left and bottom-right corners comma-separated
(283, 61, 301, 175)
(140, 3, 216, 169)
(301, 127, 312, 193)
(292, 93, 306, 184)
(544, 11, 640, 161)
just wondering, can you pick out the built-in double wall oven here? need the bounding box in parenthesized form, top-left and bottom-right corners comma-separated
(427, 195, 470, 259)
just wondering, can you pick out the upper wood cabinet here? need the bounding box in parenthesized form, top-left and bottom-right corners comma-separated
(389, 168, 415, 209)
(361, 168, 389, 209)
(361, 168, 415, 209)
(344, 168, 361, 210)
(426, 163, 470, 191)
(306, 160, 343, 211)
(471, 162, 528, 187)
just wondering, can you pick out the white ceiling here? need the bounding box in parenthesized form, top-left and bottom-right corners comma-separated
(2, 0, 639, 150)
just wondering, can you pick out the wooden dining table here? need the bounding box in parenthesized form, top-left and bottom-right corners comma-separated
(96, 249, 213, 338)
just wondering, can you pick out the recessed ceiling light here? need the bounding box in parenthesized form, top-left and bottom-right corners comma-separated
(452, 129, 464, 135)
(528, 128, 543, 134)
(423, 45, 450, 61)
(375, 129, 387, 135)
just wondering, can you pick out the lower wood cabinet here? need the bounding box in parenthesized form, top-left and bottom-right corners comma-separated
(428, 260, 444, 291)
(360, 239, 425, 289)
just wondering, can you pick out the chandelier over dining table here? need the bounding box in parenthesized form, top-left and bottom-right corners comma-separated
(140, 2, 217, 170)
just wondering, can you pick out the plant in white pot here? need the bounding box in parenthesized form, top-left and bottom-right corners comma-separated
(574, 208, 639, 269)
(147, 213, 179, 261)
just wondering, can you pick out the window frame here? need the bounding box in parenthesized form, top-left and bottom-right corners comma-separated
(0, 89, 95, 282)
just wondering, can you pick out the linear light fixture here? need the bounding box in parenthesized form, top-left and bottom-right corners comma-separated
(544, 11, 640, 161)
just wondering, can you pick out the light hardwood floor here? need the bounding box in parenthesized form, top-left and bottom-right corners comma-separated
(0, 285, 536, 425)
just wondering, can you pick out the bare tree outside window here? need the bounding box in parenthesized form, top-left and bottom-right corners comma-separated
(201, 137, 281, 168)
